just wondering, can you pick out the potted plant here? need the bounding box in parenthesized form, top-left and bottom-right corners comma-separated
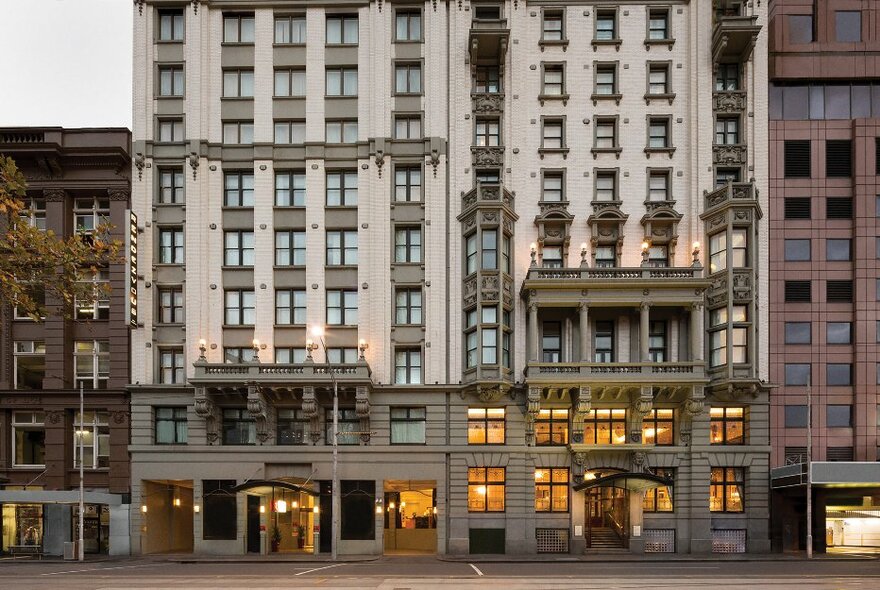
(296, 524, 306, 549)
(271, 526, 282, 552)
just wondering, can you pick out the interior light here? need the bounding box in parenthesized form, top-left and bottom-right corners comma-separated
(141, 505, 148, 513)
(376, 505, 383, 515)
(292, 501, 298, 509)
(276, 500, 288, 513)
(259, 505, 266, 514)
(313, 505, 320, 514)
(193, 505, 200, 513)
(173, 498, 181, 507)
(535, 470, 544, 481)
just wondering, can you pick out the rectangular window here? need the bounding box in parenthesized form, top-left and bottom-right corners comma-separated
(595, 245, 616, 267)
(395, 227, 422, 263)
(155, 408, 187, 444)
(203, 480, 237, 540)
(648, 118, 670, 148)
(224, 347, 256, 363)
(542, 10, 564, 41)
(594, 321, 614, 362)
(12, 411, 45, 467)
(158, 169, 184, 204)
(327, 15, 358, 44)
(595, 171, 616, 201)
(541, 321, 561, 362)
(467, 408, 505, 444)
(275, 289, 306, 325)
(710, 407, 745, 445)
(715, 168, 741, 188)
(535, 409, 568, 446)
(465, 233, 478, 274)
(826, 239, 852, 261)
(543, 64, 564, 96)
(835, 11, 861, 43)
(648, 170, 670, 201)
(785, 280, 811, 302)
(784, 405, 808, 428)
(785, 197, 811, 219)
(326, 348, 357, 364)
(223, 231, 255, 266)
(715, 117, 739, 145)
(474, 66, 501, 93)
(827, 405, 853, 427)
(583, 409, 627, 445)
(465, 329, 478, 368)
(643, 409, 674, 445)
(274, 16, 306, 44)
(395, 288, 422, 325)
(326, 408, 360, 445)
(326, 230, 358, 266)
(827, 322, 852, 344)
(223, 14, 254, 43)
(594, 119, 616, 149)
(158, 118, 184, 142)
(826, 140, 852, 177)
(394, 166, 422, 201)
(158, 10, 184, 41)
(274, 69, 307, 97)
(222, 409, 255, 445)
(74, 268, 110, 321)
(73, 411, 110, 468)
(158, 348, 185, 384)
(158, 65, 184, 96)
(826, 280, 853, 302)
(390, 407, 426, 444)
(644, 467, 674, 512)
(475, 119, 500, 146)
(648, 321, 667, 361)
(481, 229, 497, 269)
(326, 290, 358, 325)
(157, 287, 185, 324)
(326, 171, 358, 206)
(276, 409, 308, 445)
(788, 14, 814, 44)
(274, 120, 306, 145)
(224, 290, 256, 325)
(394, 115, 422, 140)
(784, 239, 811, 261)
(785, 363, 811, 386)
(468, 467, 505, 512)
(535, 468, 569, 513)
(275, 171, 305, 207)
(708, 232, 726, 273)
(394, 348, 422, 384)
(827, 363, 853, 386)
(223, 69, 254, 98)
(274, 230, 306, 266)
(13, 341, 45, 390)
(595, 65, 616, 95)
(710, 468, 744, 513)
(648, 64, 669, 95)
(158, 228, 184, 264)
(394, 63, 422, 94)
(784, 322, 811, 344)
(325, 120, 358, 144)
(223, 121, 254, 145)
(396, 10, 422, 41)
(595, 10, 616, 40)
(74, 340, 110, 389)
(541, 119, 564, 149)
(74, 197, 110, 233)
(715, 63, 739, 91)
(648, 9, 670, 40)
(784, 140, 811, 178)
(326, 67, 358, 96)
(542, 172, 564, 202)
(647, 245, 668, 268)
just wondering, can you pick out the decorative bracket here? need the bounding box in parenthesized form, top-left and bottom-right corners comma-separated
(571, 385, 591, 444)
(192, 0, 200, 15)
(301, 386, 321, 444)
(194, 388, 220, 444)
(134, 0, 144, 16)
(525, 387, 541, 444)
(356, 385, 371, 443)
(134, 153, 146, 181)
(375, 149, 385, 177)
(188, 152, 199, 180)
(247, 382, 271, 443)
(429, 149, 440, 177)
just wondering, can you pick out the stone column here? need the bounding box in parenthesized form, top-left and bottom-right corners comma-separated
(639, 302, 650, 362)
(528, 303, 538, 362)
(579, 302, 590, 362)
(691, 303, 703, 362)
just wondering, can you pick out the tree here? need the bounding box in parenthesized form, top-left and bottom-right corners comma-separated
(0, 155, 122, 320)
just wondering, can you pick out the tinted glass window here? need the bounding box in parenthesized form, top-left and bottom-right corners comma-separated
(826, 405, 852, 427)
(835, 11, 861, 43)
(785, 363, 810, 386)
(784, 239, 810, 261)
(826, 322, 851, 344)
(784, 405, 808, 428)
(826, 363, 852, 386)
(826, 239, 851, 261)
(789, 15, 813, 44)
(784, 322, 811, 344)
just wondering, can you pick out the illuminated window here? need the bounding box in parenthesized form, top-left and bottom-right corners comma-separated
(467, 408, 505, 444)
(710, 407, 745, 445)
(535, 468, 569, 512)
(535, 409, 569, 446)
(73, 411, 110, 468)
(710, 467, 744, 512)
(642, 409, 674, 445)
(582, 409, 626, 445)
(468, 467, 505, 512)
(643, 467, 673, 512)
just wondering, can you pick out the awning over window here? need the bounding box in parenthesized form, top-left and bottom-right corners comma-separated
(573, 472, 673, 493)
(231, 479, 318, 497)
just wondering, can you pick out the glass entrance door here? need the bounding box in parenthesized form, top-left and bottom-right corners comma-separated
(585, 486, 629, 548)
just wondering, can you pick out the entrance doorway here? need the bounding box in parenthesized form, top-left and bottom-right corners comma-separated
(584, 471, 629, 550)
(73, 504, 109, 554)
(383, 480, 437, 554)
(827, 508, 880, 549)
(246, 496, 260, 553)
(140, 480, 194, 554)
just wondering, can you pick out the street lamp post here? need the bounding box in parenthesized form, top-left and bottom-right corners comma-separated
(309, 326, 339, 562)
(79, 380, 85, 562)
(806, 376, 812, 559)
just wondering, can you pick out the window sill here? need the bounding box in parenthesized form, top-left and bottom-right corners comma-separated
(272, 205, 306, 210)
(154, 262, 185, 267)
(155, 39, 184, 45)
(221, 96, 255, 101)
(325, 43, 359, 48)
(154, 141, 187, 147)
(591, 93, 622, 106)
(644, 147, 676, 158)
(644, 38, 675, 50)
(272, 43, 306, 48)
(393, 92, 425, 97)
(393, 39, 425, 44)
(273, 95, 306, 100)
(644, 92, 676, 105)
(155, 322, 185, 327)
(325, 265, 359, 270)
(156, 95, 185, 100)
(274, 324, 307, 329)
(220, 42, 255, 47)
(538, 147, 570, 160)
(391, 323, 426, 329)
(538, 93, 569, 106)
(591, 38, 622, 51)
(538, 39, 569, 52)
(324, 205, 359, 210)
(272, 265, 306, 270)
(220, 206, 255, 211)
(222, 324, 256, 329)
(220, 265, 255, 271)
(11, 465, 46, 470)
(324, 95, 359, 100)
(153, 202, 185, 208)
(591, 147, 622, 159)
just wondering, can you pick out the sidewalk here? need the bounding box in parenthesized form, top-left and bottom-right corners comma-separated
(439, 550, 880, 563)
(156, 553, 381, 564)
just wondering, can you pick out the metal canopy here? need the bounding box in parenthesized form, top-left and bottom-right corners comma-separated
(573, 472, 673, 493)
(231, 479, 318, 497)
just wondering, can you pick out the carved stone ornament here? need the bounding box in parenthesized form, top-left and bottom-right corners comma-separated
(472, 93, 504, 114)
(525, 387, 541, 443)
(471, 146, 504, 168)
(633, 398, 653, 417)
(572, 452, 588, 467)
(194, 391, 220, 444)
(375, 149, 385, 177)
(571, 385, 591, 444)
(713, 144, 747, 165)
(713, 91, 746, 113)
(684, 397, 704, 417)
(429, 149, 440, 177)
(301, 386, 318, 418)
(356, 386, 371, 442)
(134, 153, 146, 181)
(45, 410, 64, 425)
(111, 410, 130, 425)
(188, 152, 199, 180)
(478, 385, 504, 403)
(134, 0, 144, 16)
(43, 189, 66, 202)
(108, 188, 130, 202)
(631, 451, 647, 473)
(247, 383, 271, 443)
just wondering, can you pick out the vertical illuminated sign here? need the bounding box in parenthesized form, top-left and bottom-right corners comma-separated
(126, 210, 138, 328)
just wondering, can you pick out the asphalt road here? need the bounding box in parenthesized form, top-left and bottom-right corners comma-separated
(0, 556, 878, 589)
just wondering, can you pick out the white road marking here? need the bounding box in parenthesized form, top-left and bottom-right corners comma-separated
(293, 563, 346, 576)
(40, 563, 155, 576)
(469, 563, 484, 576)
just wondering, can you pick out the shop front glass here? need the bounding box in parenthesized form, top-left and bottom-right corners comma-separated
(1, 504, 44, 551)
(270, 488, 316, 552)
(73, 504, 110, 554)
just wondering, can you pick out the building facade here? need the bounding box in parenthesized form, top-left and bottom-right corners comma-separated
(0, 127, 132, 556)
(769, 0, 880, 552)
(129, 0, 769, 556)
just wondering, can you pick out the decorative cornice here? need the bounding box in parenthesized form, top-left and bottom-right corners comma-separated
(43, 189, 66, 202)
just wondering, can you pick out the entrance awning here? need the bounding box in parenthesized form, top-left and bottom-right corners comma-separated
(231, 479, 318, 497)
(573, 472, 672, 493)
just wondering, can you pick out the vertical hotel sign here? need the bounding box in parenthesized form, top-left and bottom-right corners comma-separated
(126, 210, 138, 328)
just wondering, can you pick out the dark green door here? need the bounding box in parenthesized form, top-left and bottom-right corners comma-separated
(469, 528, 505, 554)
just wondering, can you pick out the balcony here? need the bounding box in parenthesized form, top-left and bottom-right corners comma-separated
(525, 361, 706, 384)
(461, 181, 514, 213)
(191, 360, 373, 391)
(712, 16, 761, 62)
(469, 19, 509, 65)
(703, 181, 757, 214)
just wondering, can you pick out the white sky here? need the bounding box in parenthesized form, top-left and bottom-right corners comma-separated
(0, 0, 132, 128)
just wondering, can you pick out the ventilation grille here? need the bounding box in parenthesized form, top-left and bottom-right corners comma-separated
(644, 529, 675, 553)
(785, 280, 811, 302)
(827, 446, 854, 462)
(712, 529, 746, 554)
(785, 140, 811, 178)
(826, 280, 853, 302)
(826, 197, 853, 219)
(536, 528, 569, 553)
(784, 447, 807, 465)
(784, 197, 811, 219)
(826, 140, 852, 178)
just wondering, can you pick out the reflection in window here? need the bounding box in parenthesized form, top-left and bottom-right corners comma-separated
(710, 407, 745, 445)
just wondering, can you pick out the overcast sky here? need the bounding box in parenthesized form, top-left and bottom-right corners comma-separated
(0, 0, 132, 128)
